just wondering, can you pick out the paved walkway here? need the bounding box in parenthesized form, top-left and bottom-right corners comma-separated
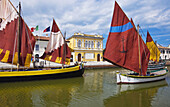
(0, 61, 113, 69)
(0, 61, 169, 69)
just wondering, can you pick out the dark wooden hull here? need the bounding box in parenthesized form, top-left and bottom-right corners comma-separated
(0, 65, 84, 82)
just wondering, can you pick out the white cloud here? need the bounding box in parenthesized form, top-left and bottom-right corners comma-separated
(10, 0, 170, 46)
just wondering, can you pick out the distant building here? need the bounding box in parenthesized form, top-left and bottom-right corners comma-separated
(67, 32, 104, 62)
(157, 44, 170, 60)
(33, 36, 49, 62)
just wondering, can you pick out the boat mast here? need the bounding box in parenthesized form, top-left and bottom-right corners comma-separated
(137, 24, 142, 75)
(155, 41, 158, 63)
(17, 2, 21, 70)
(62, 32, 66, 68)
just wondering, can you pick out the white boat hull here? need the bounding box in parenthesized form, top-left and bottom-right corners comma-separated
(116, 69, 169, 84)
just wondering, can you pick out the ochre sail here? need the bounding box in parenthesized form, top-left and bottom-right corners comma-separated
(41, 19, 71, 65)
(146, 31, 160, 62)
(0, 0, 35, 67)
(104, 1, 150, 75)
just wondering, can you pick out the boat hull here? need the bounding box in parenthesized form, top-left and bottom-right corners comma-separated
(0, 65, 84, 82)
(116, 68, 169, 84)
(147, 62, 165, 70)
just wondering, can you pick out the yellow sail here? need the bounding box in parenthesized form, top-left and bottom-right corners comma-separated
(146, 31, 160, 62)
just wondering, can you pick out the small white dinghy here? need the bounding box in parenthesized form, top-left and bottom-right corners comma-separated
(116, 68, 169, 84)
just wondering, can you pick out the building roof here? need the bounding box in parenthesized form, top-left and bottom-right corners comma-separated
(34, 36, 49, 41)
(67, 33, 104, 40)
(34, 36, 70, 42)
(158, 45, 170, 49)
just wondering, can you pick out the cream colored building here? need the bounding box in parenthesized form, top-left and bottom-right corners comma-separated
(158, 44, 170, 60)
(67, 33, 104, 62)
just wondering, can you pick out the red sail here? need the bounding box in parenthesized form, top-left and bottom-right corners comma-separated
(104, 1, 150, 75)
(0, 0, 35, 67)
(41, 19, 71, 65)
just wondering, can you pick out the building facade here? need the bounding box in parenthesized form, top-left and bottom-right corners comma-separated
(67, 33, 104, 62)
(158, 44, 170, 60)
(33, 36, 49, 62)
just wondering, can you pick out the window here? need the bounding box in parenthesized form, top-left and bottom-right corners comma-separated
(91, 41, 94, 48)
(85, 41, 88, 48)
(75, 39, 77, 47)
(163, 50, 165, 54)
(70, 55, 73, 62)
(88, 41, 90, 48)
(78, 40, 81, 48)
(97, 41, 100, 48)
(35, 54, 39, 62)
(35, 44, 39, 51)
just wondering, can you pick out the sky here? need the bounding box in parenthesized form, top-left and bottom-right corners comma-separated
(11, 0, 170, 48)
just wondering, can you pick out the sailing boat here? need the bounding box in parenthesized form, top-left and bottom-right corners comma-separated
(146, 31, 165, 70)
(104, 1, 169, 84)
(40, 19, 71, 66)
(0, 0, 84, 82)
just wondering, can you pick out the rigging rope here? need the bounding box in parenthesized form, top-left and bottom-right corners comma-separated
(138, 25, 149, 63)
(139, 25, 159, 59)
(21, 9, 35, 67)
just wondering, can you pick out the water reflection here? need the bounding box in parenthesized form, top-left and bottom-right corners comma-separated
(0, 67, 169, 107)
(151, 71, 170, 107)
(68, 68, 118, 107)
(104, 80, 168, 107)
(104, 67, 170, 107)
(0, 78, 84, 107)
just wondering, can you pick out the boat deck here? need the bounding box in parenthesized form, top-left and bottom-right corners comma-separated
(150, 69, 167, 75)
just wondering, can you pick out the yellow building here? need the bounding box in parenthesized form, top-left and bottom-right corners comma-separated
(67, 32, 104, 62)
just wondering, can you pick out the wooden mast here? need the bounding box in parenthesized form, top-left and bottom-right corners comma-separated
(155, 41, 158, 63)
(137, 24, 142, 75)
(62, 32, 66, 68)
(17, 2, 21, 70)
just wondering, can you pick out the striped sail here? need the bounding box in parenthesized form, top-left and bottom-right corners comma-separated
(0, 0, 35, 67)
(40, 19, 71, 65)
(104, 1, 150, 75)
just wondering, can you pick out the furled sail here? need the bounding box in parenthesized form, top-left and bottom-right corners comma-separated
(0, 0, 35, 67)
(146, 31, 160, 62)
(41, 19, 71, 65)
(104, 1, 150, 75)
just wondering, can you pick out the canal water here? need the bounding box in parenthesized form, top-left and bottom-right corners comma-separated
(0, 66, 170, 107)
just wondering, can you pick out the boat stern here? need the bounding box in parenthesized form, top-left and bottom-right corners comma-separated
(116, 71, 121, 84)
